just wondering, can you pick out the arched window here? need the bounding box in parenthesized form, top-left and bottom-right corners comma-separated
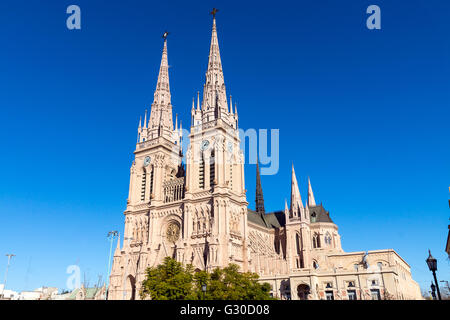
(313, 261, 319, 270)
(296, 233, 301, 254)
(325, 232, 332, 246)
(312, 233, 321, 248)
(199, 153, 205, 189)
(140, 171, 147, 201)
(209, 150, 215, 186)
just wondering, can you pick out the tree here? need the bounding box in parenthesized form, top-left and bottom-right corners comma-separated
(140, 257, 274, 300)
(198, 264, 273, 300)
(140, 257, 195, 300)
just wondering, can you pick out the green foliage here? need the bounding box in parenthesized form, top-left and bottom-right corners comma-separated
(140, 257, 274, 300)
(140, 257, 195, 300)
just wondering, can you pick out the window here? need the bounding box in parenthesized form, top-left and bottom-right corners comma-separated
(311, 212, 317, 223)
(377, 262, 383, 270)
(149, 167, 154, 197)
(371, 280, 378, 286)
(370, 289, 381, 300)
(353, 264, 359, 271)
(313, 233, 321, 248)
(347, 290, 357, 300)
(199, 153, 205, 189)
(325, 291, 334, 300)
(325, 232, 332, 246)
(325, 282, 333, 289)
(209, 151, 215, 186)
(140, 172, 147, 201)
(313, 261, 319, 270)
(347, 281, 355, 288)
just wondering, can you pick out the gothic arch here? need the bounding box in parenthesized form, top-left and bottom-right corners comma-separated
(125, 275, 136, 300)
(297, 284, 310, 300)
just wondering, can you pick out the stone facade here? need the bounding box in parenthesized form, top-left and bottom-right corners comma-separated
(108, 15, 422, 300)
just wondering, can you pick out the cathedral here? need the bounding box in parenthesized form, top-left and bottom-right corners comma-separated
(108, 13, 422, 300)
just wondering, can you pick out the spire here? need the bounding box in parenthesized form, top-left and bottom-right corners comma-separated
(201, 9, 229, 122)
(229, 95, 233, 114)
(308, 177, 316, 207)
(147, 35, 175, 142)
(197, 91, 200, 110)
(291, 164, 304, 218)
(304, 201, 310, 221)
(114, 233, 121, 256)
(284, 199, 290, 223)
(143, 109, 148, 129)
(255, 160, 265, 216)
(137, 116, 142, 143)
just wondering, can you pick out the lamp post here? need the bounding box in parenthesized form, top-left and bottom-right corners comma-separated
(426, 250, 441, 300)
(202, 283, 207, 300)
(430, 282, 436, 300)
(1, 254, 15, 299)
(105, 231, 119, 300)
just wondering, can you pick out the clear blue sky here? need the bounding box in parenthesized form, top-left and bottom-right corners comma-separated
(0, 0, 449, 294)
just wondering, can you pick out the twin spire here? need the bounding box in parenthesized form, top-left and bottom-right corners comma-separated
(140, 9, 237, 145)
(288, 165, 317, 221)
(254, 162, 317, 223)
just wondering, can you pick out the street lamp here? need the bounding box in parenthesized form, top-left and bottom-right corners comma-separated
(426, 250, 441, 300)
(202, 283, 207, 300)
(1, 254, 16, 299)
(105, 231, 119, 300)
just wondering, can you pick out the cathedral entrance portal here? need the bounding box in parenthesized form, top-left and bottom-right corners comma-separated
(125, 275, 136, 300)
(297, 284, 310, 300)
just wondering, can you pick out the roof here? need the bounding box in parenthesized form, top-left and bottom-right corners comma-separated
(309, 204, 333, 223)
(247, 209, 285, 229)
(247, 204, 333, 230)
(67, 287, 101, 300)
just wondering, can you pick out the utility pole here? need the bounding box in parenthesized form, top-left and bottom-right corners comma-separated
(105, 231, 118, 300)
(122, 237, 133, 300)
(1, 254, 16, 299)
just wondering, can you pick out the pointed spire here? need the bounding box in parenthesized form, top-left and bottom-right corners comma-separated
(229, 96, 233, 114)
(138, 116, 142, 129)
(255, 160, 265, 216)
(143, 109, 148, 129)
(148, 35, 175, 142)
(175, 113, 178, 131)
(235, 102, 238, 115)
(308, 177, 316, 207)
(284, 198, 290, 223)
(201, 9, 229, 121)
(197, 91, 201, 110)
(114, 233, 121, 256)
(291, 164, 304, 218)
(191, 97, 195, 111)
(304, 201, 310, 221)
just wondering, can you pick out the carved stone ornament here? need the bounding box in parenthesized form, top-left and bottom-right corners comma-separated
(166, 222, 180, 243)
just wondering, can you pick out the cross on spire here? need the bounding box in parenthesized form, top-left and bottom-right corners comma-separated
(210, 8, 219, 18)
(162, 31, 169, 40)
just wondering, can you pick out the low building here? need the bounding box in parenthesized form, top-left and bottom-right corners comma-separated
(0, 284, 18, 300)
(65, 285, 106, 300)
